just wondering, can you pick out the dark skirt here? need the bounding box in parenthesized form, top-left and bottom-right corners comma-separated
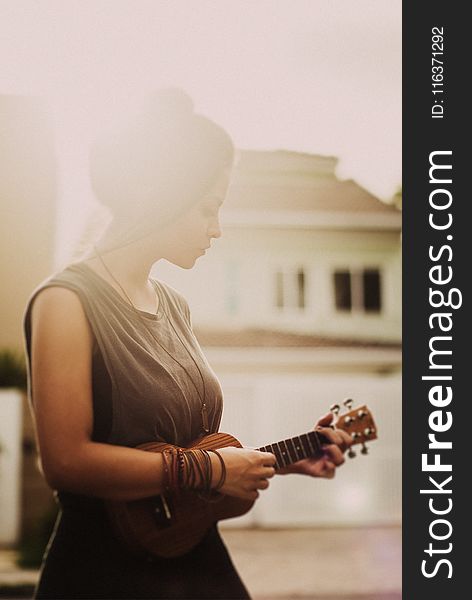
(35, 503, 251, 600)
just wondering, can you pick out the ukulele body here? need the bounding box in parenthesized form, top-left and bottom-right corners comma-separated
(106, 432, 254, 559)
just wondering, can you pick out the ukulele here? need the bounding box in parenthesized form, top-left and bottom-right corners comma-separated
(106, 400, 377, 558)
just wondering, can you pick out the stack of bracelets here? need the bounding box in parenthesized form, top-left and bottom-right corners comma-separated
(161, 448, 226, 499)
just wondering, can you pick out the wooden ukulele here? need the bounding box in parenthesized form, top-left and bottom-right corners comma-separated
(106, 400, 377, 559)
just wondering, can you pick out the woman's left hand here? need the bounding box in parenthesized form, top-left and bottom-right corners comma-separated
(277, 413, 353, 479)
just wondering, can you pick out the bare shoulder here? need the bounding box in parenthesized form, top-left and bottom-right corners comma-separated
(29, 285, 94, 427)
(28, 286, 96, 479)
(30, 285, 93, 347)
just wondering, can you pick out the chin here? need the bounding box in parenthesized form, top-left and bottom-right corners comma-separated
(169, 255, 199, 270)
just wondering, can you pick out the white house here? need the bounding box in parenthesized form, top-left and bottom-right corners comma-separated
(154, 150, 402, 527)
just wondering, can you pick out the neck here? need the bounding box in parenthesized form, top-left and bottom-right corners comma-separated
(90, 238, 161, 289)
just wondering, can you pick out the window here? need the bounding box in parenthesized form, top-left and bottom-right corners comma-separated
(297, 269, 306, 309)
(363, 269, 381, 312)
(333, 268, 382, 314)
(275, 267, 306, 310)
(334, 271, 352, 311)
(275, 271, 284, 308)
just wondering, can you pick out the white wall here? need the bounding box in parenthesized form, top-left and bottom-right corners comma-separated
(0, 390, 23, 545)
(154, 227, 401, 342)
(0, 95, 57, 351)
(217, 370, 401, 527)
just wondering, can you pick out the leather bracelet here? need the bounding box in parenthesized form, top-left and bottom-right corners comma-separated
(210, 450, 226, 491)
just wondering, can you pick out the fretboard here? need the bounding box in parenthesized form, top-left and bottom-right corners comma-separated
(257, 430, 328, 470)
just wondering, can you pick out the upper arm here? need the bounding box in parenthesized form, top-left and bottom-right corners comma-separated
(29, 286, 95, 485)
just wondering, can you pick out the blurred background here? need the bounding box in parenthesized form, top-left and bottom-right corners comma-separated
(0, 1, 401, 599)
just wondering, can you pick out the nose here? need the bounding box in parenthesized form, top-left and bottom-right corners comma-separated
(207, 220, 222, 239)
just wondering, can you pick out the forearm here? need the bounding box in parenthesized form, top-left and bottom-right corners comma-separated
(44, 441, 224, 502)
(43, 441, 165, 500)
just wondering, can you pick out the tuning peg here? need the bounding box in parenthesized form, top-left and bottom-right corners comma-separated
(348, 448, 356, 459)
(330, 404, 340, 416)
(357, 409, 367, 419)
(343, 415, 354, 426)
(343, 398, 353, 411)
(364, 427, 375, 437)
(361, 443, 369, 455)
(351, 432, 360, 440)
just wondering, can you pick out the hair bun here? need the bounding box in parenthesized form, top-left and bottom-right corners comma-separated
(144, 87, 194, 120)
(89, 87, 233, 251)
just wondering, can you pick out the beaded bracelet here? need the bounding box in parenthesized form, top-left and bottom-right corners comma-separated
(160, 447, 227, 498)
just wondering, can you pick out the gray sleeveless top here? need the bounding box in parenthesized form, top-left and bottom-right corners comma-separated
(23, 262, 223, 449)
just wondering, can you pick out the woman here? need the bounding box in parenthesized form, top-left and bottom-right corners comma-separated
(23, 89, 351, 599)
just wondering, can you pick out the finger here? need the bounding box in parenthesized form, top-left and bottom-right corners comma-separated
(261, 466, 276, 478)
(323, 445, 345, 466)
(317, 426, 354, 453)
(250, 468, 274, 482)
(336, 429, 354, 451)
(246, 490, 260, 501)
(255, 478, 270, 490)
(329, 430, 353, 453)
(322, 461, 336, 479)
(315, 413, 334, 428)
(257, 451, 276, 466)
(317, 427, 345, 447)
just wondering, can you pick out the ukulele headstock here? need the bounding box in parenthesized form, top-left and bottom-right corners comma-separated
(329, 399, 377, 458)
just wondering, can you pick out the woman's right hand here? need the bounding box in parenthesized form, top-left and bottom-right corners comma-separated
(212, 446, 276, 501)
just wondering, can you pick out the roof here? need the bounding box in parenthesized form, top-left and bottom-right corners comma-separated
(194, 327, 402, 350)
(226, 150, 398, 215)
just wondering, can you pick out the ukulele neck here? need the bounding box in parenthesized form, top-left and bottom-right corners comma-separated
(257, 431, 328, 470)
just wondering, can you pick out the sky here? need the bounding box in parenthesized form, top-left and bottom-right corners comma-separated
(1, 0, 401, 202)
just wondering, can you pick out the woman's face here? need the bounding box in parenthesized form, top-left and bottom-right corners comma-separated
(158, 168, 231, 269)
